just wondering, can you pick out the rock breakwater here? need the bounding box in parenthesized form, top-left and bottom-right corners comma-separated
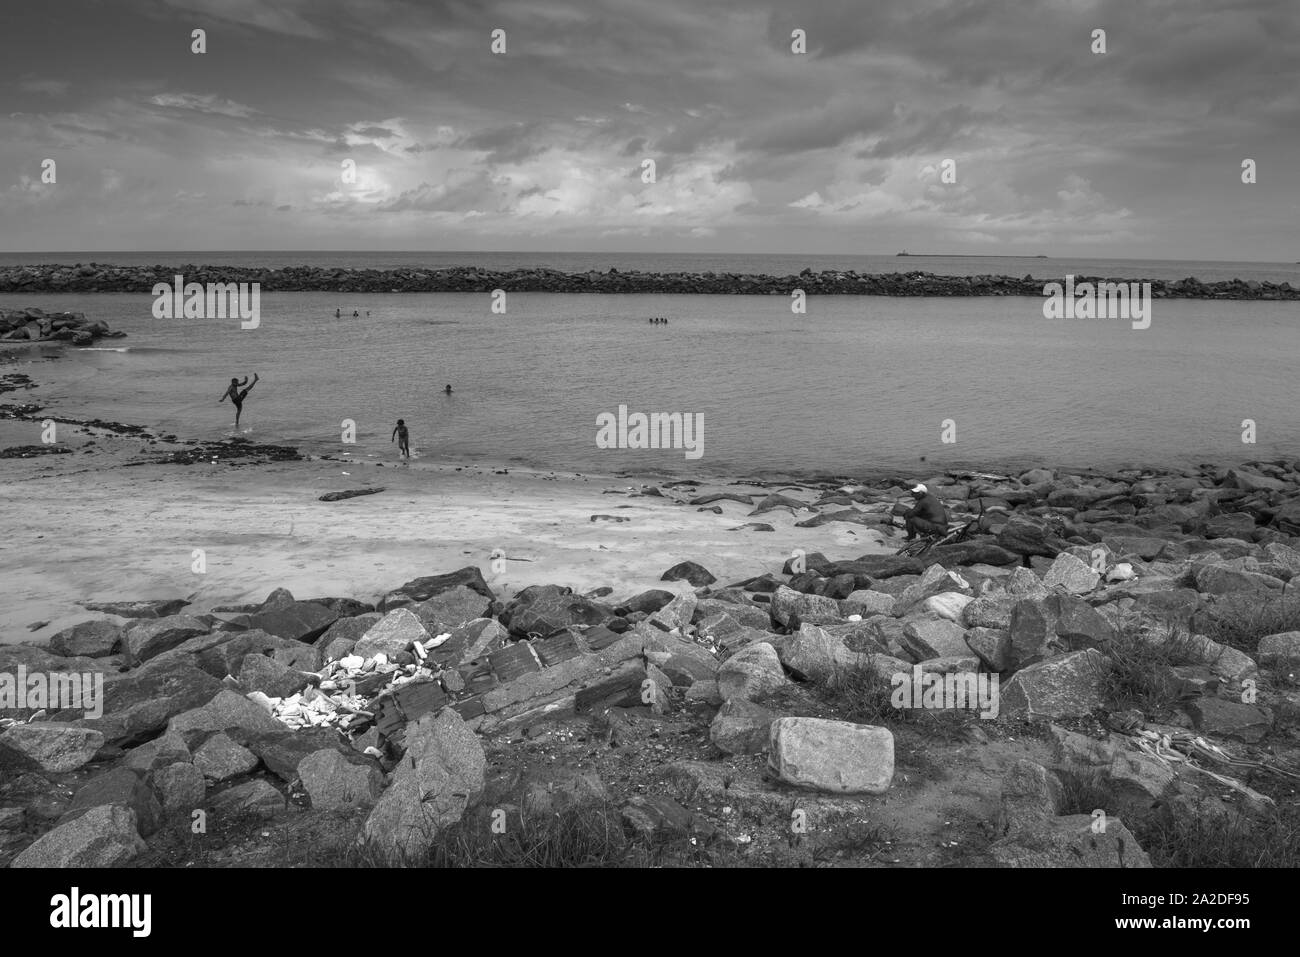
(2, 264, 1297, 299)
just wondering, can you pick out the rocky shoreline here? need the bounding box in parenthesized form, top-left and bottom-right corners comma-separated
(1, 308, 125, 345)
(4, 460, 1300, 867)
(2, 263, 1298, 299)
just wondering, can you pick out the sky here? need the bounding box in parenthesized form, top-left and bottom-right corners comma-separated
(1, 0, 1297, 259)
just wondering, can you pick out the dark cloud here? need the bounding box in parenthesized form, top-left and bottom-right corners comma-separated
(0, 0, 1295, 257)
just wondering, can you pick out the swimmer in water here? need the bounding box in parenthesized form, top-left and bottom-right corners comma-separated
(335, 308, 341, 318)
(353, 310, 359, 318)
(444, 384, 453, 395)
(391, 418, 410, 458)
(219, 373, 258, 427)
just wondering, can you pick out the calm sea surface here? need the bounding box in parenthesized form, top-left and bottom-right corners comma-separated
(2, 290, 1296, 479)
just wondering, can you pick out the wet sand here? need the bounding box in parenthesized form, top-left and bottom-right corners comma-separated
(0, 413, 897, 642)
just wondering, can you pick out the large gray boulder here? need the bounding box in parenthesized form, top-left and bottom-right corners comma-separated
(716, 642, 788, 701)
(167, 689, 284, 744)
(991, 814, 1151, 867)
(767, 718, 894, 794)
(709, 699, 776, 755)
(361, 709, 486, 862)
(192, 732, 259, 783)
(48, 620, 123, 658)
(10, 804, 146, 868)
(298, 749, 384, 810)
(773, 624, 866, 680)
(123, 615, 210, 665)
(769, 585, 842, 628)
(413, 585, 493, 635)
(0, 723, 103, 773)
(1000, 649, 1112, 720)
(353, 608, 430, 659)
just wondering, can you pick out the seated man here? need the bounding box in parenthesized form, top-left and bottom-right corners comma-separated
(903, 483, 949, 540)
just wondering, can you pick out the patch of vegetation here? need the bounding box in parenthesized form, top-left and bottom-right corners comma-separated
(1201, 591, 1300, 657)
(1056, 769, 1114, 817)
(1093, 623, 1202, 716)
(1134, 803, 1300, 868)
(816, 658, 983, 742)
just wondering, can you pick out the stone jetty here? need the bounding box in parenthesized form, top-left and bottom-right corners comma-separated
(1, 263, 1297, 299)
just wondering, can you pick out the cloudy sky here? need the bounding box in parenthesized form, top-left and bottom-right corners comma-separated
(2, 0, 1297, 259)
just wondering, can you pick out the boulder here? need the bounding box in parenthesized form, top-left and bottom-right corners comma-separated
(1000, 649, 1112, 720)
(621, 795, 696, 844)
(0, 722, 103, 773)
(237, 653, 313, 698)
(709, 699, 776, 755)
(121, 730, 191, 772)
(924, 541, 1022, 567)
(412, 585, 493, 635)
(498, 586, 614, 638)
(1008, 594, 1115, 669)
(191, 628, 321, 677)
(61, 659, 224, 747)
(151, 762, 207, 815)
(314, 613, 382, 661)
(361, 709, 486, 862)
(900, 617, 970, 662)
(963, 595, 1016, 630)
(649, 592, 698, 632)
(231, 727, 350, 783)
(123, 615, 209, 665)
(1258, 631, 1300, 667)
(209, 779, 286, 817)
(61, 766, 161, 836)
(167, 689, 285, 743)
(1204, 513, 1257, 540)
(839, 590, 896, 617)
(997, 759, 1064, 835)
(716, 642, 788, 701)
(1042, 553, 1101, 594)
(192, 732, 260, 782)
(1005, 567, 1050, 599)
(48, 620, 123, 658)
(661, 561, 716, 586)
(353, 608, 430, 659)
(964, 627, 1012, 672)
(378, 566, 495, 611)
(923, 592, 973, 621)
(10, 804, 146, 868)
(622, 589, 678, 615)
(996, 516, 1066, 557)
(1192, 564, 1283, 596)
(80, 598, 190, 619)
(773, 624, 866, 680)
(769, 585, 842, 628)
(1183, 698, 1271, 744)
(767, 718, 894, 794)
(990, 815, 1151, 867)
(245, 600, 338, 643)
(298, 748, 384, 810)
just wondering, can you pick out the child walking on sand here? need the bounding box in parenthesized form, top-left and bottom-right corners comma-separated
(391, 418, 410, 459)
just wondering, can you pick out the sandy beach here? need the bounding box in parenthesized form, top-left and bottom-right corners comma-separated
(0, 399, 894, 642)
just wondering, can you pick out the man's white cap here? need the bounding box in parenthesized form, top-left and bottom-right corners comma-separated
(911, 483, 927, 493)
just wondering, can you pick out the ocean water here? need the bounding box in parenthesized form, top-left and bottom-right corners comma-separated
(1, 251, 1298, 286)
(2, 291, 1297, 479)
